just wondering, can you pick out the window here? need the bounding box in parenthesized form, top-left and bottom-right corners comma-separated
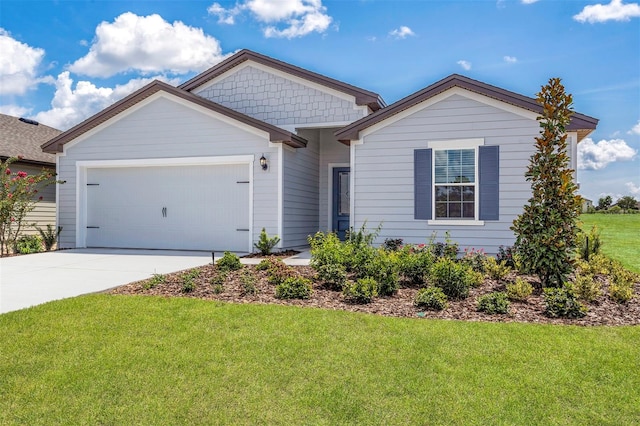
(414, 139, 499, 224)
(434, 149, 476, 219)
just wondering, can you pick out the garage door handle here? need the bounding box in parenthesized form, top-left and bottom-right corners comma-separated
(236, 228, 249, 231)
(162, 207, 167, 217)
(87, 226, 100, 229)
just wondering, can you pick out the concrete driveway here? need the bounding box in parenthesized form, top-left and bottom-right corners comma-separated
(0, 249, 212, 314)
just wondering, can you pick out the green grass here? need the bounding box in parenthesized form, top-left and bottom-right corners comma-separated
(1, 295, 639, 425)
(580, 214, 640, 273)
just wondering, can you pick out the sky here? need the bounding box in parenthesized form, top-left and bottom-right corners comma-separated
(0, 0, 638, 203)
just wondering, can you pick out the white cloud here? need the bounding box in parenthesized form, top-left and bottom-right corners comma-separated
(578, 137, 637, 170)
(69, 13, 227, 78)
(208, 0, 332, 38)
(504, 55, 518, 63)
(573, 0, 640, 23)
(33, 71, 180, 130)
(521, 0, 540, 4)
(0, 104, 31, 117)
(629, 120, 640, 135)
(389, 26, 415, 39)
(457, 60, 472, 71)
(626, 182, 640, 196)
(0, 28, 53, 95)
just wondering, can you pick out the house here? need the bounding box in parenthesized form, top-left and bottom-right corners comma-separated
(42, 49, 598, 254)
(582, 198, 594, 213)
(1, 113, 62, 235)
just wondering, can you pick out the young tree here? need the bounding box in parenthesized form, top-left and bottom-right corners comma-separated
(0, 157, 58, 256)
(617, 196, 638, 211)
(511, 78, 582, 287)
(597, 195, 612, 210)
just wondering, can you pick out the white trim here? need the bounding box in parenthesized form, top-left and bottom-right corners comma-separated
(192, 60, 359, 106)
(279, 121, 358, 133)
(327, 162, 350, 232)
(75, 155, 254, 250)
(360, 87, 539, 139)
(427, 220, 485, 226)
(277, 145, 284, 248)
(427, 138, 485, 150)
(55, 154, 61, 244)
(61, 92, 271, 154)
(567, 132, 578, 182)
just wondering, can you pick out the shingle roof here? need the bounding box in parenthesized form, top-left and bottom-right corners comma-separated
(335, 74, 599, 143)
(0, 114, 61, 165)
(42, 80, 307, 153)
(179, 49, 386, 112)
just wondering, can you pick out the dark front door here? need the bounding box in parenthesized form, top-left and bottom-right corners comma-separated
(332, 167, 350, 240)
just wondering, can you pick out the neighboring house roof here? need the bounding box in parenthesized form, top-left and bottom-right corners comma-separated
(0, 113, 61, 166)
(335, 74, 599, 143)
(179, 49, 386, 112)
(42, 80, 307, 154)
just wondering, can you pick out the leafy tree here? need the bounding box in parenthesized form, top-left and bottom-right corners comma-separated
(511, 78, 582, 287)
(617, 196, 638, 211)
(0, 157, 59, 256)
(597, 195, 612, 210)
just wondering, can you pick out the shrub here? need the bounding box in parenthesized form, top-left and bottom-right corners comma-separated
(240, 270, 258, 295)
(484, 257, 511, 281)
(275, 277, 313, 299)
(256, 257, 285, 272)
(143, 273, 166, 290)
(254, 228, 280, 255)
(316, 263, 347, 290)
(496, 245, 516, 269)
(309, 231, 347, 271)
(36, 224, 62, 251)
(181, 269, 200, 293)
(430, 232, 458, 260)
(265, 261, 296, 286)
(414, 287, 448, 311)
(460, 248, 487, 273)
(362, 249, 399, 296)
(609, 283, 634, 304)
(382, 238, 403, 251)
(216, 251, 242, 272)
(429, 257, 474, 300)
(576, 225, 602, 261)
(343, 277, 378, 304)
(397, 245, 434, 284)
(572, 274, 601, 302)
(576, 253, 612, 276)
(506, 278, 533, 301)
(543, 286, 587, 318)
(14, 235, 43, 254)
(477, 292, 510, 315)
(467, 270, 485, 288)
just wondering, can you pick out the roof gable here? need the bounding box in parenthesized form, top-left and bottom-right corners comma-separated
(42, 80, 307, 154)
(179, 49, 385, 112)
(0, 114, 61, 165)
(335, 74, 599, 143)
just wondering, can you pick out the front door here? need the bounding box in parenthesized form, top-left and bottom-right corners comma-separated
(332, 167, 350, 240)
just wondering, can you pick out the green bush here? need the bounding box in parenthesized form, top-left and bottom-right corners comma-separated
(180, 269, 200, 293)
(363, 249, 400, 296)
(506, 278, 533, 301)
(216, 251, 242, 272)
(382, 238, 403, 251)
(143, 273, 166, 290)
(477, 292, 510, 315)
(36, 224, 62, 251)
(414, 287, 448, 311)
(343, 277, 378, 304)
(460, 248, 487, 273)
(572, 274, 601, 302)
(316, 263, 347, 290)
(240, 270, 258, 295)
(265, 261, 296, 286)
(15, 235, 43, 254)
(576, 225, 602, 261)
(609, 283, 634, 304)
(430, 232, 459, 260)
(309, 231, 347, 271)
(397, 245, 434, 284)
(484, 257, 511, 281)
(429, 258, 474, 300)
(254, 228, 280, 255)
(275, 277, 313, 300)
(497, 245, 516, 269)
(543, 286, 587, 318)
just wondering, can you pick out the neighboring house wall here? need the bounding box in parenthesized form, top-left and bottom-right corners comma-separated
(192, 64, 366, 127)
(318, 128, 350, 232)
(282, 129, 320, 247)
(13, 162, 56, 236)
(56, 95, 280, 249)
(353, 93, 540, 254)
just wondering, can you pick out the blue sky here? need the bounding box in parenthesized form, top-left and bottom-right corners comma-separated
(0, 0, 638, 203)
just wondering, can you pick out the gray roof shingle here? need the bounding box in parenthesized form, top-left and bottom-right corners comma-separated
(0, 114, 61, 165)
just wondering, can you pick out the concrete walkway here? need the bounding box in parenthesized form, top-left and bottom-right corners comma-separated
(0, 248, 311, 314)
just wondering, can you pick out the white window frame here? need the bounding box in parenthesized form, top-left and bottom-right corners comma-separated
(427, 138, 485, 226)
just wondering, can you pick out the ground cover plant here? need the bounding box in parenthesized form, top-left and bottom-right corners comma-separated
(1, 295, 639, 425)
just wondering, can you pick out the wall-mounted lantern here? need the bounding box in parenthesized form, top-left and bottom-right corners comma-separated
(260, 154, 268, 171)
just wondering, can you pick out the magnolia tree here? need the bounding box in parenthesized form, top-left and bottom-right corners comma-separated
(511, 78, 582, 287)
(0, 157, 58, 256)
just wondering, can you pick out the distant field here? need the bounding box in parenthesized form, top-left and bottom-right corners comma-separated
(579, 214, 640, 273)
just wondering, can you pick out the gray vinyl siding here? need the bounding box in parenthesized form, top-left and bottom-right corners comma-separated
(318, 129, 349, 231)
(282, 129, 320, 247)
(13, 163, 56, 236)
(56, 96, 279, 250)
(193, 65, 364, 127)
(353, 94, 540, 255)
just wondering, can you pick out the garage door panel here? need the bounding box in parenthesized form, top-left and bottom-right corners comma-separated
(86, 164, 250, 251)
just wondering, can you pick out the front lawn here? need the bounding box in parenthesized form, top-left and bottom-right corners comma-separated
(1, 295, 639, 425)
(580, 214, 640, 273)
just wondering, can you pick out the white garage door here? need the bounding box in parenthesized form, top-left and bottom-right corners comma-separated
(85, 164, 250, 251)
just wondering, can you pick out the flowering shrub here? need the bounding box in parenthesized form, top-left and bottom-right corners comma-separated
(1, 157, 59, 256)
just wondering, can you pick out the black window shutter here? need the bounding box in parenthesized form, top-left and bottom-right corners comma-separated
(479, 145, 499, 220)
(414, 149, 432, 220)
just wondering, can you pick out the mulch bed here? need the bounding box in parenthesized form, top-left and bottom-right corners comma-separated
(111, 264, 640, 326)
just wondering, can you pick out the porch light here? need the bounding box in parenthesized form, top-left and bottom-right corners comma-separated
(260, 154, 268, 170)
